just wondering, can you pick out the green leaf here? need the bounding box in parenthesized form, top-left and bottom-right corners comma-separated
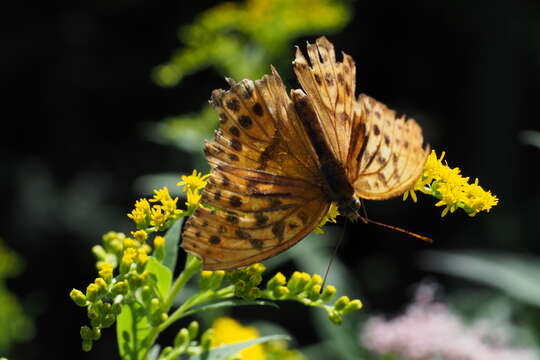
(421, 251, 540, 308)
(182, 299, 279, 318)
(146, 257, 172, 299)
(189, 334, 290, 360)
(162, 218, 183, 273)
(116, 302, 151, 360)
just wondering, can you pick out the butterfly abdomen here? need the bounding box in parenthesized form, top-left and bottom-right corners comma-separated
(291, 89, 360, 220)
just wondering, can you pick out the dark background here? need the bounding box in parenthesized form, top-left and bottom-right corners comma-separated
(2, 0, 539, 358)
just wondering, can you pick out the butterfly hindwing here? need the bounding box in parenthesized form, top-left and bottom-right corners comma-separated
(349, 95, 429, 199)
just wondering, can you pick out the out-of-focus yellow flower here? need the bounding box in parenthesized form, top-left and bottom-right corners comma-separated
(314, 202, 340, 234)
(211, 317, 265, 360)
(403, 150, 499, 217)
(177, 170, 210, 193)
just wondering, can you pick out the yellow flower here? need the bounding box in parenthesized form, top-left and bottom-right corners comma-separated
(154, 235, 165, 248)
(177, 170, 210, 193)
(150, 206, 168, 230)
(211, 317, 265, 360)
(314, 202, 340, 234)
(127, 198, 151, 226)
(186, 189, 203, 208)
(403, 150, 499, 216)
(98, 262, 114, 283)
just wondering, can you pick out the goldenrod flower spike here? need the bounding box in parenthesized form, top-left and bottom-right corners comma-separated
(403, 150, 499, 217)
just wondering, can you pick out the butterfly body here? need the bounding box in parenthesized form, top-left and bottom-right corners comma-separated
(292, 89, 360, 221)
(182, 37, 429, 270)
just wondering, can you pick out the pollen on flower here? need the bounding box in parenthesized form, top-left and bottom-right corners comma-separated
(177, 170, 210, 193)
(403, 150, 499, 217)
(314, 202, 340, 234)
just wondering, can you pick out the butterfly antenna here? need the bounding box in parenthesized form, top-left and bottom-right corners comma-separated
(357, 199, 432, 243)
(369, 218, 432, 243)
(320, 222, 347, 293)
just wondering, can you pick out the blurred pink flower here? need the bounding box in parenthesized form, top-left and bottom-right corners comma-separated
(361, 284, 536, 360)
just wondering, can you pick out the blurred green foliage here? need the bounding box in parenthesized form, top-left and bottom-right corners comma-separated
(153, 0, 351, 87)
(0, 240, 34, 354)
(149, 0, 351, 173)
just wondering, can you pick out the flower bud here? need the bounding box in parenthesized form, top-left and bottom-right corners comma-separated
(174, 328, 190, 348)
(188, 321, 199, 340)
(342, 299, 363, 314)
(320, 285, 336, 303)
(98, 263, 114, 283)
(141, 285, 153, 304)
(161, 346, 173, 356)
(333, 296, 350, 311)
(328, 310, 343, 325)
(200, 328, 214, 351)
(92, 245, 107, 261)
(85, 283, 100, 302)
(287, 272, 302, 293)
(308, 285, 321, 301)
(200, 270, 213, 290)
(110, 281, 128, 297)
(247, 287, 261, 299)
(127, 271, 142, 289)
(111, 302, 123, 315)
(80, 325, 94, 340)
(70, 289, 87, 307)
(102, 313, 116, 328)
(154, 236, 166, 261)
(82, 339, 93, 352)
(266, 272, 287, 291)
(273, 285, 289, 299)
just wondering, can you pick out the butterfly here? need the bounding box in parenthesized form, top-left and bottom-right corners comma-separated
(181, 37, 429, 270)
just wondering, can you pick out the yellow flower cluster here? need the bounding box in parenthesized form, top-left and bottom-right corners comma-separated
(97, 231, 152, 275)
(177, 170, 210, 208)
(128, 187, 183, 230)
(314, 202, 340, 234)
(403, 150, 499, 217)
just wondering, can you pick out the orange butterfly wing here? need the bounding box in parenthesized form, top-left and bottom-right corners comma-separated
(293, 37, 429, 201)
(293, 36, 356, 164)
(348, 95, 429, 199)
(181, 69, 330, 270)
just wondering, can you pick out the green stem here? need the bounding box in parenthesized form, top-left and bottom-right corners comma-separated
(140, 254, 201, 360)
(163, 254, 202, 311)
(159, 285, 235, 333)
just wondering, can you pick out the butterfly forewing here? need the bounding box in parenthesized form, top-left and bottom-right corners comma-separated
(181, 72, 331, 270)
(293, 37, 356, 165)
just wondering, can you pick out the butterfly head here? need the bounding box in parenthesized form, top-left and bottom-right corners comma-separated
(337, 196, 363, 223)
